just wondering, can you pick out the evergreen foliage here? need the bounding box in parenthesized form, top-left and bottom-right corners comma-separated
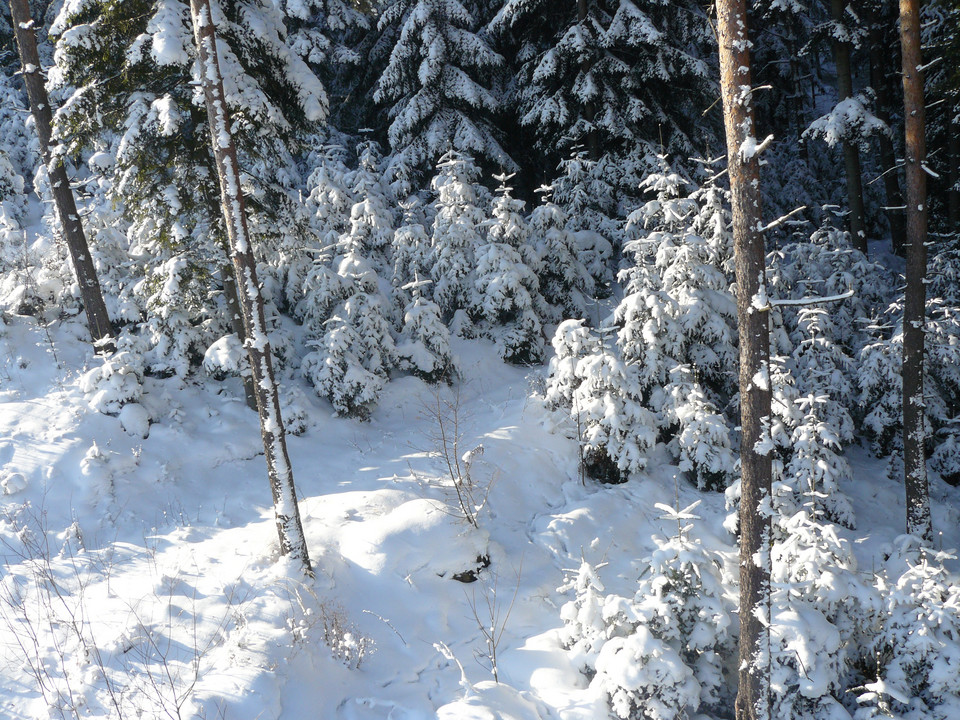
(51, 0, 326, 375)
(373, 0, 511, 173)
(472, 174, 544, 364)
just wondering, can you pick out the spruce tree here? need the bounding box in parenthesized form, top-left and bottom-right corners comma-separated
(529, 185, 594, 322)
(429, 150, 486, 322)
(374, 0, 511, 174)
(51, 0, 326, 374)
(472, 173, 545, 364)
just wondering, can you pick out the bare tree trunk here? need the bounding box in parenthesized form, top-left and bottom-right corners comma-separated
(716, 0, 772, 718)
(9, 0, 114, 352)
(899, 0, 932, 542)
(949, 112, 960, 233)
(830, 0, 867, 253)
(221, 261, 259, 411)
(189, 0, 312, 572)
(577, 0, 600, 161)
(867, 17, 907, 253)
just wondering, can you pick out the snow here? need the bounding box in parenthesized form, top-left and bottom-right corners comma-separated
(2, 306, 956, 720)
(3, 146, 960, 718)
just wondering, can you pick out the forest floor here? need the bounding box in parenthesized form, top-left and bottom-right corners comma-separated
(1, 266, 959, 719)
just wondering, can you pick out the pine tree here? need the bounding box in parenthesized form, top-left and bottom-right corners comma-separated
(716, 0, 774, 713)
(529, 185, 594, 322)
(11, 0, 114, 349)
(373, 0, 511, 174)
(51, 0, 326, 373)
(472, 173, 545, 364)
(899, 0, 933, 541)
(190, 0, 311, 570)
(489, 0, 714, 181)
(429, 150, 486, 322)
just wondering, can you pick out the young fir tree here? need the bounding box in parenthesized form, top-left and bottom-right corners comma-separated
(373, 0, 511, 175)
(855, 541, 960, 720)
(344, 139, 395, 277)
(429, 150, 486, 324)
(615, 165, 739, 487)
(552, 150, 617, 294)
(395, 275, 455, 382)
(390, 199, 432, 310)
(529, 185, 594, 322)
(563, 503, 736, 720)
(303, 243, 395, 419)
(51, 0, 326, 375)
(472, 173, 545, 365)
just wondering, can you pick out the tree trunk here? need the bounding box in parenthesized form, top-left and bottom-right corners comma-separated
(830, 0, 867, 253)
(190, 0, 312, 572)
(716, 0, 772, 718)
(948, 112, 960, 233)
(577, 0, 600, 160)
(221, 261, 259, 411)
(9, 0, 114, 352)
(867, 12, 907, 254)
(899, 0, 932, 542)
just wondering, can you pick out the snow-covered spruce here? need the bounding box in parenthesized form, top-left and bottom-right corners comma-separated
(471, 174, 545, 365)
(395, 277, 455, 383)
(303, 240, 395, 418)
(545, 322, 657, 483)
(51, 0, 326, 377)
(373, 0, 512, 173)
(530, 185, 594, 323)
(561, 504, 735, 720)
(855, 539, 960, 720)
(429, 151, 487, 325)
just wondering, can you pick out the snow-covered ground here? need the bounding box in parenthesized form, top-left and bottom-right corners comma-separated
(1, 306, 958, 720)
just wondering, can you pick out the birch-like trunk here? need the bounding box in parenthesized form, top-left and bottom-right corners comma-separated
(189, 0, 312, 571)
(899, 0, 932, 542)
(9, 0, 114, 352)
(715, 1, 772, 719)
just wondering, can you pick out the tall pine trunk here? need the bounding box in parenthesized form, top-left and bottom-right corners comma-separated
(830, 0, 867, 253)
(949, 112, 960, 233)
(716, 0, 772, 718)
(190, 0, 312, 571)
(9, 0, 114, 351)
(867, 12, 907, 254)
(899, 0, 932, 541)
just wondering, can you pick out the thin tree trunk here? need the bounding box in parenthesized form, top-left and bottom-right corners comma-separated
(577, 0, 600, 160)
(9, 0, 114, 352)
(949, 112, 960, 233)
(830, 0, 867, 253)
(190, 0, 312, 572)
(899, 0, 932, 542)
(716, 0, 772, 718)
(868, 13, 907, 253)
(221, 261, 259, 411)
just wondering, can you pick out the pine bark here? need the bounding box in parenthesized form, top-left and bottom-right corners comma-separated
(9, 0, 114, 351)
(867, 13, 907, 253)
(899, 0, 932, 542)
(189, 0, 312, 571)
(715, 0, 772, 718)
(830, 0, 867, 253)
